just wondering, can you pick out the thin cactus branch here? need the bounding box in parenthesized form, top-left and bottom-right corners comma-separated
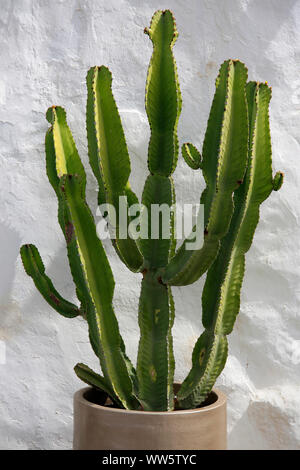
(182, 143, 202, 170)
(20, 244, 80, 318)
(74, 363, 122, 407)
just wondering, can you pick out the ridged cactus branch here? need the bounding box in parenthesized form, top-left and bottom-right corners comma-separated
(86, 68, 106, 206)
(182, 143, 202, 170)
(20, 10, 283, 412)
(60, 174, 139, 409)
(45, 106, 86, 195)
(26, 104, 140, 409)
(177, 81, 283, 408)
(20, 244, 80, 318)
(163, 60, 249, 286)
(86, 66, 143, 272)
(45, 106, 90, 307)
(145, 10, 182, 176)
(74, 363, 122, 407)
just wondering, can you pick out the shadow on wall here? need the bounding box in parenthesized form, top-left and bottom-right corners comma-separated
(0, 224, 21, 301)
(0, 230, 77, 343)
(230, 397, 300, 450)
(0, 242, 85, 450)
(0, 223, 21, 341)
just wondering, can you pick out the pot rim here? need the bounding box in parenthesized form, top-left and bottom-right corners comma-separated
(74, 386, 226, 416)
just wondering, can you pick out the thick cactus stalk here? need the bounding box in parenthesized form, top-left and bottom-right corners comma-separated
(137, 275, 175, 410)
(135, 10, 181, 411)
(139, 175, 173, 268)
(177, 81, 282, 408)
(20, 10, 283, 413)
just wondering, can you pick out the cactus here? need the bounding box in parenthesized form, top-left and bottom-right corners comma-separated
(20, 10, 283, 411)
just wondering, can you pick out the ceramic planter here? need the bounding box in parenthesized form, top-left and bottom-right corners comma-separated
(73, 386, 227, 450)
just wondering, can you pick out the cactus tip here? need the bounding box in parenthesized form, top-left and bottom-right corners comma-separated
(46, 106, 55, 124)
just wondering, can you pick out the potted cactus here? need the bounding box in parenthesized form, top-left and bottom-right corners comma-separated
(20, 10, 283, 450)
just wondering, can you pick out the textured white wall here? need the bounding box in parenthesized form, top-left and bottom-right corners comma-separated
(0, 0, 299, 450)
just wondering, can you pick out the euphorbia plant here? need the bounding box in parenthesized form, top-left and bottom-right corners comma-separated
(20, 10, 283, 411)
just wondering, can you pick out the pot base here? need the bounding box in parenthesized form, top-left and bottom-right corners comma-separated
(73, 386, 227, 450)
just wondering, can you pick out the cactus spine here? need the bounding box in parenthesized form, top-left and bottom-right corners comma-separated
(20, 10, 283, 411)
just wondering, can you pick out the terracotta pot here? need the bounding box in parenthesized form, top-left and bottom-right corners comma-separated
(73, 386, 226, 450)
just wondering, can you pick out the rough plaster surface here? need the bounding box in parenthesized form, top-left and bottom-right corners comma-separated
(0, 0, 299, 450)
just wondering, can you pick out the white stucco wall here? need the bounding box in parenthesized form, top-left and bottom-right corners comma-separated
(0, 0, 299, 450)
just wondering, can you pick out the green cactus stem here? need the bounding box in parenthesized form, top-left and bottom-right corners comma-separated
(60, 174, 139, 409)
(20, 244, 80, 318)
(163, 59, 249, 286)
(182, 143, 202, 170)
(20, 10, 283, 412)
(137, 274, 175, 411)
(86, 66, 143, 272)
(177, 81, 283, 408)
(74, 363, 122, 407)
(135, 10, 181, 411)
(145, 10, 182, 176)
